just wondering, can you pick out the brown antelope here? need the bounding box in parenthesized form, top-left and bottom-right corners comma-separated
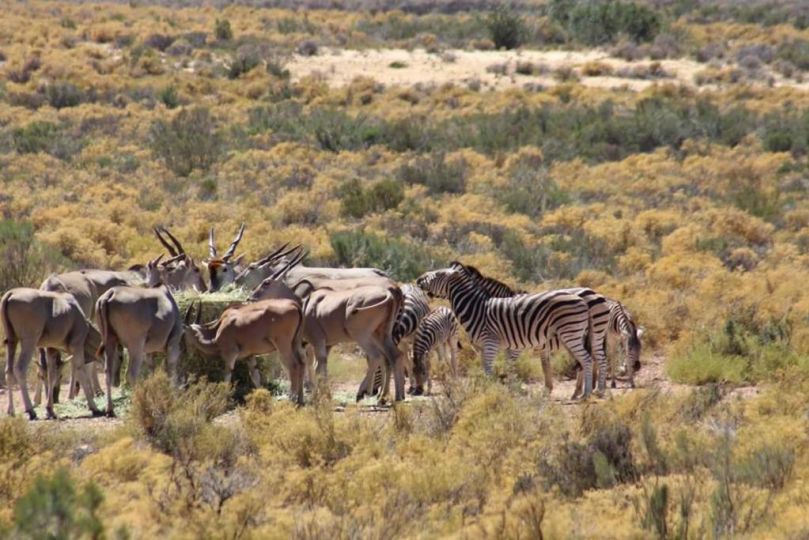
(95, 284, 183, 416)
(152, 226, 207, 291)
(184, 297, 306, 404)
(248, 255, 407, 402)
(36, 273, 104, 403)
(1, 288, 104, 419)
(207, 224, 246, 292)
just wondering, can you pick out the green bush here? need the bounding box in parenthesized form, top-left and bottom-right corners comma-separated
(397, 152, 466, 194)
(148, 107, 223, 176)
(44, 81, 85, 109)
(158, 85, 180, 109)
(12, 468, 106, 540)
(551, 0, 660, 46)
(330, 230, 438, 281)
(0, 220, 66, 291)
(214, 19, 233, 41)
(12, 121, 83, 161)
(228, 47, 261, 79)
(486, 5, 525, 50)
(338, 178, 404, 218)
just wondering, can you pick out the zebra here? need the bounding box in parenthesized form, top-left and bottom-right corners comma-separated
(411, 307, 462, 395)
(416, 262, 602, 398)
(418, 264, 612, 396)
(365, 284, 431, 397)
(574, 300, 643, 397)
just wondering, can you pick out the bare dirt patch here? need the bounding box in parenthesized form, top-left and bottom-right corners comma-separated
(287, 47, 807, 92)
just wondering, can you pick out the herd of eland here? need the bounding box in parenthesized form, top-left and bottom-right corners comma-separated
(1, 224, 643, 420)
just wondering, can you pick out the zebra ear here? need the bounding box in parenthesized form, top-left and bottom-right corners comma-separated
(636, 326, 645, 338)
(449, 261, 464, 270)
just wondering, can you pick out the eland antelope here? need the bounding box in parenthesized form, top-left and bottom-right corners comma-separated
(2, 288, 104, 419)
(95, 284, 183, 416)
(248, 255, 407, 402)
(207, 224, 246, 292)
(184, 297, 306, 404)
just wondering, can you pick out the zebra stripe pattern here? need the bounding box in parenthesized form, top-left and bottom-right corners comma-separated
(416, 262, 600, 397)
(605, 300, 641, 387)
(418, 266, 611, 394)
(411, 307, 461, 394)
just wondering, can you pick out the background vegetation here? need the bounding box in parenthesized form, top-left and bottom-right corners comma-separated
(2, 0, 809, 537)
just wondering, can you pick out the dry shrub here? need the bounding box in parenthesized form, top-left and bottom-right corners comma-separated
(581, 61, 614, 77)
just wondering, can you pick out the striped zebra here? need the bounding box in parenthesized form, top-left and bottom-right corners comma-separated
(574, 300, 643, 396)
(363, 284, 431, 397)
(416, 262, 601, 398)
(419, 264, 612, 395)
(411, 307, 462, 395)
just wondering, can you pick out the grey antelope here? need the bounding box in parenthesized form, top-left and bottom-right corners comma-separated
(233, 243, 306, 290)
(1, 288, 104, 419)
(183, 295, 307, 405)
(366, 284, 431, 397)
(96, 284, 183, 416)
(416, 262, 600, 398)
(411, 307, 462, 395)
(248, 255, 407, 402)
(151, 226, 207, 291)
(574, 300, 643, 397)
(207, 223, 246, 292)
(249, 252, 389, 288)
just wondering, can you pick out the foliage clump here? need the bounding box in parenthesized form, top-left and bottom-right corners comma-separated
(148, 107, 223, 177)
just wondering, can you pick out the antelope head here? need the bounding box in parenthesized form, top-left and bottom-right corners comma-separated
(152, 226, 207, 291)
(247, 249, 307, 302)
(233, 243, 302, 290)
(207, 224, 246, 292)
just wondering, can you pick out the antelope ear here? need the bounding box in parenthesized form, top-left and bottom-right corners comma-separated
(233, 254, 245, 266)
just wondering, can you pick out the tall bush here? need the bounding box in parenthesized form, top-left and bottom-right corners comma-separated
(148, 107, 223, 177)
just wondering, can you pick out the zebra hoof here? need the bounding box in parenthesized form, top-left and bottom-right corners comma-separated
(26, 409, 38, 421)
(412, 387, 424, 396)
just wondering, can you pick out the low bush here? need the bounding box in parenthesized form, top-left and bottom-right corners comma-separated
(44, 81, 85, 109)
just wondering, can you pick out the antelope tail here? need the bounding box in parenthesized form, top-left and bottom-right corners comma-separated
(95, 294, 111, 358)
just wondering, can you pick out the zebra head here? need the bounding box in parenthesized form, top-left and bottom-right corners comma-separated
(416, 265, 461, 298)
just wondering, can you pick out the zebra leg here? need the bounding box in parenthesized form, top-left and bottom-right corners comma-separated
(594, 341, 608, 396)
(540, 349, 553, 393)
(559, 332, 593, 399)
(481, 338, 500, 376)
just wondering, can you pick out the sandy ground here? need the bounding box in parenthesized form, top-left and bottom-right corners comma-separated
(286, 47, 807, 92)
(0, 351, 759, 429)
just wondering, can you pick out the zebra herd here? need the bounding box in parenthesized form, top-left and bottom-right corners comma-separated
(1, 224, 642, 421)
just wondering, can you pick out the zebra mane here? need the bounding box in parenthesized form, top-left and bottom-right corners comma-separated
(451, 261, 520, 297)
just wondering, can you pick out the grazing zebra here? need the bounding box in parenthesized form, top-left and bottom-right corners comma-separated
(367, 284, 431, 396)
(574, 300, 643, 396)
(419, 264, 612, 395)
(416, 262, 601, 398)
(411, 307, 462, 395)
